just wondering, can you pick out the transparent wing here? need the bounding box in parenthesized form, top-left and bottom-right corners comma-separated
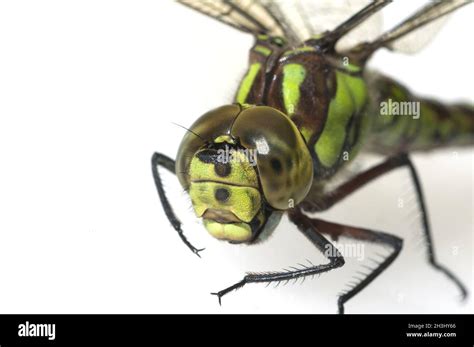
(177, 0, 470, 54)
(177, 0, 292, 41)
(387, 0, 471, 54)
(282, 0, 469, 54)
(368, 0, 471, 55)
(334, 0, 384, 51)
(389, 16, 449, 54)
(177, 0, 385, 45)
(264, 0, 384, 49)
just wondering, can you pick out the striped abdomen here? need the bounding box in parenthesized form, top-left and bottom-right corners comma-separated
(366, 74, 474, 154)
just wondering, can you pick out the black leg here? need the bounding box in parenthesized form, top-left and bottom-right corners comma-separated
(306, 217, 403, 314)
(302, 153, 468, 300)
(211, 208, 345, 308)
(404, 157, 468, 300)
(151, 152, 204, 257)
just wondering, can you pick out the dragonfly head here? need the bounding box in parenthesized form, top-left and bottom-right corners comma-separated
(176, 104, 313, 243)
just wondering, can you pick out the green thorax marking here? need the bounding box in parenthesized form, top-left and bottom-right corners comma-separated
(315, 70, 367, 168)
(282, 64, 307, 116)
(254, 45, 272, 56)
(236, 62, 261, 104)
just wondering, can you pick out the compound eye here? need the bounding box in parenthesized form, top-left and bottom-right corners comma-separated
(231, 106, 313, 210)
(175, 105, 241, 189)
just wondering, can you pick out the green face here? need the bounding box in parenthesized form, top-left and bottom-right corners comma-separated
(175, 104, 314, 243)
(188, 139, 266, 243)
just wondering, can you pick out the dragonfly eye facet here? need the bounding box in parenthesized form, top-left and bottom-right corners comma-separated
(231, 106, 314, 210)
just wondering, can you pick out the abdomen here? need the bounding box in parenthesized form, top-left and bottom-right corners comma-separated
(366, 74, 474, 155)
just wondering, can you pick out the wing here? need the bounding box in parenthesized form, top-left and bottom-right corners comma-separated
(176, 0, 385, 46)
(177, 0, 471, 56)
(358, 0, 472, 57)
(387, 0, 471, 54)
(274, 0, 471, 54)
(267, 0, 385, 50)
(177, 0, 298, 43)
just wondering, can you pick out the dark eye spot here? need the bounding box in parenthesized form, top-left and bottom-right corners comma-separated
(214, 162, 231, 177)
(215, 188, 230, 202)
(270, 158, 282, 173)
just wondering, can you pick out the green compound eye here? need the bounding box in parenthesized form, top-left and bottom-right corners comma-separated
(231, 106, 313, 210)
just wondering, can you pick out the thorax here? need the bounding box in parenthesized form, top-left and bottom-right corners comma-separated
(235, 37, 371, 179)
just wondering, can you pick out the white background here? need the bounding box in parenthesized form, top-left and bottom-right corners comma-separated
(0, 1, 472, 314)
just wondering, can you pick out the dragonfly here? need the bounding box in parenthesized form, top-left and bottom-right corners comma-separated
(151, 0, 473, 313)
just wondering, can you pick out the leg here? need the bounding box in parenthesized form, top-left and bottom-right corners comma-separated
(302, 153, 468, 299)
(151, 152, 204, 257)
(307, 217, 403, 314)
(301, 154, 408, 212)
(211, 208, 345, 307)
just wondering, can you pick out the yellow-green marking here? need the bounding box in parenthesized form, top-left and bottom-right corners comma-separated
(282, 63, 306, 116)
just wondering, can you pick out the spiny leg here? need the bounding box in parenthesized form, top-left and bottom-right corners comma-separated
(211, 208, 345, 306)
(301, 153, 468, 299)
(307, 218, 403, 314)
(151, 152, 204, 257)
(404, 156, 468, 300)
